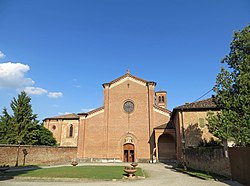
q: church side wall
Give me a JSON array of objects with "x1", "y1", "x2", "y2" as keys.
[
  {"x1": 182, "y1": 111, "x2": 215, "y2": 147},
  {"x1": 44, "y1": 119, "x2": 62, "y2": 145},
  {"x1": 83, "y1": 112, "x2": 105, "y2": 159},
  {"x1": 44, "y1": 119, "x2": 79, "y2": 147},
  {"x1": 60, "y1": 119, "x2": 79, "y2": 146},
  {"x1": 175, "y1": 110, "x2": 219, "y2": 163},
  {"x1": 153, "y1": 110, "x2": 170, "y2": 129}
]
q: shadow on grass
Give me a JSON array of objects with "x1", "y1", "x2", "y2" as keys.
[
  {"x1": 161, "y1": 164, "x2": 241, "y2": 186},
  {"x1": 0, "y1": 165, "x2": 41, "y2": 181}
]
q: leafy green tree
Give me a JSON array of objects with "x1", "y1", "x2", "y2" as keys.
[
  {"x1": 208, "y1": 24, "x2": 250, "y2": 146},
  {"x1": 10, "y1": 91, "x2": 39, "y2": 144},
  {"x1": 0, "y1": 107, "x2": 14, "y2": 144},
  {"x1": 36, "y1": 124, "x2": 57, "y2": 146},
  {"x1": 0, "y1": 91, "x2": 57, "y2": 146}
]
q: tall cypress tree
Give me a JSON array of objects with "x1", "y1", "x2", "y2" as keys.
[
  {"x1": 10, "y1": 91, "x2": 39, "y2": 144},
  {"x1": 0, "y1": 107, "x2": 14, "y2": 144},
  {"x1": 0, "y1": 91, "x2": 57, "y2": 146}
]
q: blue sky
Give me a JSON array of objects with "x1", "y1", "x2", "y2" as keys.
[{"x1": 0, "y1": 0, "x2": 250, "y2": 121}]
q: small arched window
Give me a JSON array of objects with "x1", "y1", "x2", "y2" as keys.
[
  {"x1": 158, "y1": 96, "x2": 161, "y2": 103},
  {"x1": 69, "y1": 124, "x2": 73, "y2": 137},
  {"x1": 162, "y1": 96, "x2": 164, "y2": 102}
]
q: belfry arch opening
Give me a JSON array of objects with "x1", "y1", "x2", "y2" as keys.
[{"x1": 158, "y1": 133, "x2": 176, "y2": 161}]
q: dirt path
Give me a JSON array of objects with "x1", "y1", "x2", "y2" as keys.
[{"x1": 0, "y1": 163, "x2": 243, "y2": 186}]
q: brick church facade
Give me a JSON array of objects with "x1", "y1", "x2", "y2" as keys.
[
  {"x1": 44, "y1": 71, "x2": 176, "y2": 162},
  {"x1": 44, "y1": 71, "x2": 218, "y2": 163}
]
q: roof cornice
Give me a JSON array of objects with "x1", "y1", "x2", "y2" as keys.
[{"x1": 102, "y1": 72, "x2": 149, "y2": 89}]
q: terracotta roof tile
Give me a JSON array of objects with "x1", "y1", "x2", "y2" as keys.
[
  {"x1": 175, "y1": 98, "x2": 217, "y2": 110},
  {"x1": 153, "y1": 104, "x2": 171, "y2": 114},
  {"x1": 87, "y1": 106, "x2": 104, "y2": 115},
  {"x1": 44, "y1": 113, "x2": 79, "y2": 120}
]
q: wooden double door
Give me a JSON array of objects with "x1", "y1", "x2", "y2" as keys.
[{"x1": 123, "y1": 143, "x2": 135, "y2": 162}]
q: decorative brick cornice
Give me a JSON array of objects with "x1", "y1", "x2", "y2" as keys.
[{"x1": 102, "y1": 72, "x2": 150, "y2": 89}]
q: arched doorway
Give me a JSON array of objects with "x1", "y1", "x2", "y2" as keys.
[
  {"x1": 158, "y1": 133, "x2": 176, "y2": 161},
  {"x1": 123, "y1": 143, "x2": 135, "y2": 162}
]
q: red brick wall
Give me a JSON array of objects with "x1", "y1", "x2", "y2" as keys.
[
  {"x1": 77, "y1": 79, "x2": 170, "y2": 162},
  {"x1": 185, "y1": 147, "x2": 231, "y2": 177},
  {"x1": 229, "y1": 147, "x2": 250, "y2": 185},
  {"x1": 83, "y1": 111, "x2": 105, "y2": 158},
  {"x1": 44, "y1": 119, "x2": 79, "y2": 146},
  {"x1": 0, "y1": 145, "x2": 77, "y2": 166},
  {"x1": 44, "y1": 75, "x2": 171, "y2": 162}
]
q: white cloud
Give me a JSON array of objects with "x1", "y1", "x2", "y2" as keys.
[
  {"x1": 48, "y1": 92, "x2": 63, "y2": 98},
  {"x1": 58, "y1": 112, "x2": 71, "y2": 115},
  {"x1": 73, "y1": 85, "x2": 81, "y2": 88},
  {"x1": 0, "y1": 51, "x2": 6, "y2": 59},
  {"x1": 24, "y1": 86, "x2": 48, "y2": 95},
  {"x1": 0, "y1": 62, "x2": 34, "y2": 88},
  {"x1": 0, "y1": 62, "x2": 64, "y2": 99}
]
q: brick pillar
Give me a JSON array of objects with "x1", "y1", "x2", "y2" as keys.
[
  {"x1": 147, "y1": 81, "x2": 156, "y2": 161},
  {"x1": 58, "y1": 119, "x2": 63, "y2": 145},
  {"x1": 103, "y1": 83, "x2": 110, "y2": 159},
  {"x1": 77, "y1": 115, "x2": 87, "y2": 158}
]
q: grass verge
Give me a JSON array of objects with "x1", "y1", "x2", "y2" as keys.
[{"x1": 3, "y1": 166, "x2": 144, "y2": 180}]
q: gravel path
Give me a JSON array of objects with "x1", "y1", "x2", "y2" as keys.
[{"x1": 0, "y1": 163, "x2": 243, "y2": 186}]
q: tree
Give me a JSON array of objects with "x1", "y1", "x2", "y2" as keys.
[
  {"x1": 10, "y1": 91, "x2": 39, "y2": 144},
  {"x1": 36, "y1": 124, "x2": 57, "y2": 146},
  {"x1": 0, "y1": 107, "x2": 14, "y2": 144},
  {"x1": 208, "y1": 24, "x2": 250, "y2": 146},
  {"x1": 0, "y1": 91, "x2": 57, "y2": 146}
]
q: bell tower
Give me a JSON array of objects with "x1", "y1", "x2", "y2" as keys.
[{"x1": 155, "y1": 91, "x2": 167, "y2": 109}]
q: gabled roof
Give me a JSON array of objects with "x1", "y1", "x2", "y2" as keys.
[
  {"x1": 153, "y1": 104, "x2": 171, "y2": 114},
  {"x1": 175, "y1": 98, "x2": 218, "y2": 110},
  {"x1": 86, "y1": 106, "x2": 104, "y2": 115},
  {"x1": 44, "y1": 113, "x2": 79, "y2": 120},
  {"x1": 78, "y1": 106, "x2": 104, "y2": 116},
  {"x1": 154, "y1": 121, "x2": 175, "y2": 129},
  {"x1": 102, "y1": 71, "x2": 155, "y2": 88},
  {"x1": 170, "y1": 98, "x2": 220, "y2": 120}
]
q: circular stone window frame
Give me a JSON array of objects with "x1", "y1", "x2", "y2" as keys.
[
  {"x1": 52, "y1": 125, "x2": 56, "y2": 130},
  {"x1": 123, "y1": 100, "x2": 135, "y2": 114}
]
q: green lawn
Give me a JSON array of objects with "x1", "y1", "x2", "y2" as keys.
[{"x1": 4, "y1": 166, "x2": 144, "y2": 180}]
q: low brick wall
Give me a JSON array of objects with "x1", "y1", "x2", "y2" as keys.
[
  {"x1": 185, "y1": 147, "x2": 231, "y2": 177},
  {"x1": 0, "y1": 144, "x2": 77, "y2": 166},
  {"x1": 229, "y1": 147, "x2": 250, "y2": 186}
]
